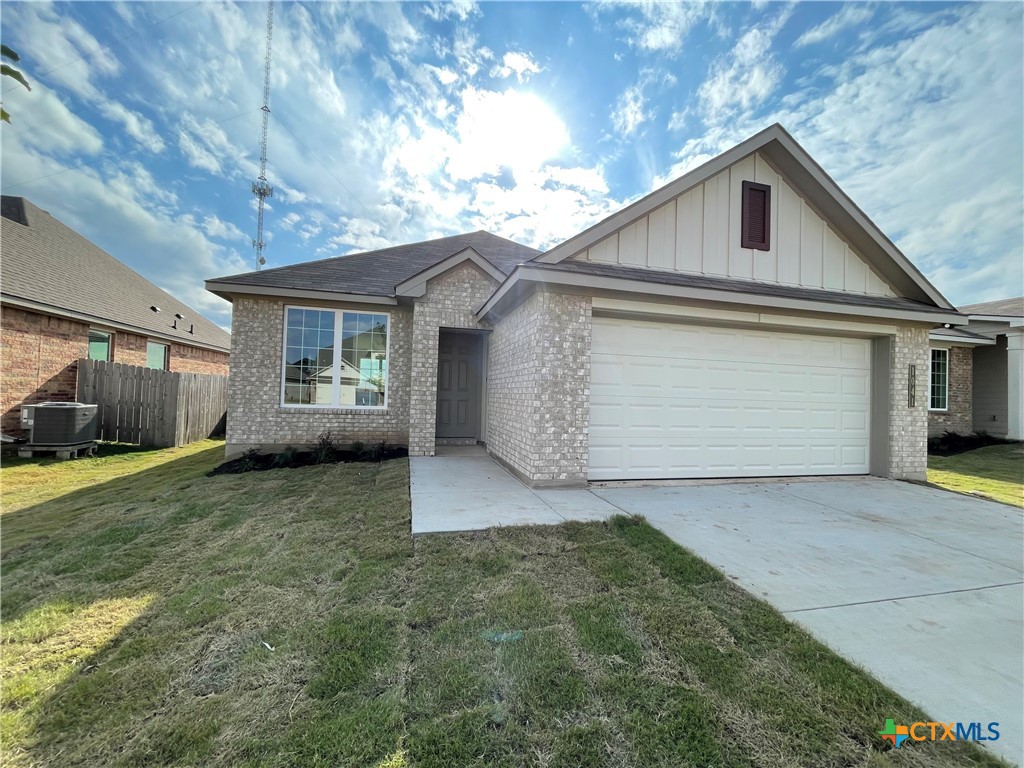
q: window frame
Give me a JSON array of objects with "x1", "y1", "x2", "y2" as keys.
[
  {"x1": 741, "y1": 180, "x2": 772, "y2": 251},
  {"x1": 88, "y1": 329, "x2": 113, "y2": 361},
  {"x1": 146, "y1": 340, "x2": 170, "y2": 371},
  {"x1": 929, "y1": 347, "x2": 949, "y2": 412},
  {"x1": 279, "y1": 305, "x2": 391, "y2": 411}
]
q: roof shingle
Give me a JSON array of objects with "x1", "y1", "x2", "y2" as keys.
[
  {"x1": 958, "y1": 297, "x2": 1024, "y2": 317},
  {"x1": 207, "y1": 230, "x2": 541, "y2": 297},
  {"x1": 1, "y1": 196, "x2": 230, "y2": 351}
]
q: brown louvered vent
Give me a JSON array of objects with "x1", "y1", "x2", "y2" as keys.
[{"x1": 741, "y1": 181, "x2": 771, "y2": 251}]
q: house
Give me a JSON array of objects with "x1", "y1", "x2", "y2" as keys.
[
  {"x1": 928, "y1": 297, "x2": 1023, "y2": 440},
  {"x1": 206, "y1": 124, "x2": 965, "y2": 485},
  {"x1": 1, "y1": 196, "x2": 231, "y2": 438}
]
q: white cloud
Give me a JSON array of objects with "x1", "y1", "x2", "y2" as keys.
[
  {"x1": 612, "y1": 84, "x2": 648, "y2": 136},
  {"x1": 490, "y1": 51, "x2": 542, "y2": 82},
  {"x1": 421, "y1": 1, "x2": 479, "y2": 22},
  {"x1": 608, "y1": 2, "x2": 710, "y2": 53},
  {"x1": 279, "y1": 212, "x2": 302, "y2": 230},
  {"x1": 796, "y1": 4, "x2": 875, "y2": 47},
  {"x1": 3, "y1": 86, "x2": 104, "y2": 158},
  {"x1": 98, "y1": 100, "x2": 165, "y2": 151},
  {"x1": 202, "y1": 215, "x2": 248, "y2": 242}
]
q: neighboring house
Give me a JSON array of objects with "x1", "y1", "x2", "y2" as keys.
[
  {"x1": 1, "y1": 196, "x2": 231, "y2": 438},
  {"x1": 207, "y1": 124, "x2": 965, "y2": 485},
  {"x1": 928, "y1": 297, "x2": 1023, "y2": 440}
]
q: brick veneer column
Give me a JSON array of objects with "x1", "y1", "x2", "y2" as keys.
[{"x1": 889, "y1": 326, "x2": 929, "y2": 480}]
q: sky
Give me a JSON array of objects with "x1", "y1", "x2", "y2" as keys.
[{"x1": 1, "y1": 1, "x2": 1022, "y2": 331}]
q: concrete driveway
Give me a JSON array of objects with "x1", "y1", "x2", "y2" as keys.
[
  {"x1": 594, "y1": 478, "x2": 1024, "y2": 765},
  {"x1": 411, "y1": 450, "x2": 1023, "y2": 763}
]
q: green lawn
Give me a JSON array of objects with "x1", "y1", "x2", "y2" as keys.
[
  {"x1": 928, "y1": 443, "x2": 1024, "y2": 507},
  {"x1": 1, "y1": 442, "x2": 1008, "y2": 767}
]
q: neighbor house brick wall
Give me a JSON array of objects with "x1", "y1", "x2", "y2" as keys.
[
  {"x1": 1, "y1": 306, "x2": 87, "y2": 436},
  {"x1": 408, "y1": 263, "x2": 497, "y2": 455},
  {"x1": 225, "y1": 296, "x2": 411, "y2": 457},
  {"x1": 487, "y1": 291, "x2": 592, "y2": 486},
  {"x1": 888, "y1": 326, "x2": 929, "y2": 481},
  {"x1": 927, "y1": 345, "x2": 972, "y2": 438},
  {"x1": 1, "y1": 305, "x2": 229, "y2": 437}
]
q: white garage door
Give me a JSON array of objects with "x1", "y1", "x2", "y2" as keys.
[{"x1": 589, "y1": 316, "x2": 871, "y2": 480}]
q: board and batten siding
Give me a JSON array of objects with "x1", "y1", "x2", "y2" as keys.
[{"x1": 574, "y1": 152, "x2": 895, "y2": 298}]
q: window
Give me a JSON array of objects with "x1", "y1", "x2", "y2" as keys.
[
  {"x1": 282, "y1": 307, "x2": 389, "y2": 408},
  {"x1": 741, "y1": 180, "x2": 771, "y2": 251},
  {"x1": 930, "y1": 348, "x2": 948, "y2": 411},
  {"x1": 88, "y1": 330, "x2": 112, "y2": 361},
  {"x1": 146, "y1": 341, "x2": 169, "y2": 370}
]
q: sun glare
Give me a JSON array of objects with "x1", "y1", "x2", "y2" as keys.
[{"x1": 451, "y1": 88, "x2": 570, "y2": 181}]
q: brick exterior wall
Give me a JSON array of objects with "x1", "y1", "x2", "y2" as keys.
[
  {"x1": 408, "y1": 263, "x2": 496, "y2": 455},
  {"x1": 225, "y1": 296, "x2": 412, "y2": 456},
  {"x1": 888, "y1": 326, "x2": 930, "y2": 481},
  {"x1": 487, "y1": 291, "x2": 592, "y2": 486},
  {"x1": 1, "y1": 306, "x2": 88, "y2": 436},
  {"x1": 927, "y1": 345, "x2": 973, "y2": 438},
  {"x1": 1, "y1": 305, "x2": 228, "y2": 437}
]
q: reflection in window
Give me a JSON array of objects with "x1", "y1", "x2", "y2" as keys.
[
  {"x1": 282, "y1": 308, "x2": 388, "y2": 407},
  {"x1": 89, "y1": 330, "x2": 112, "y2": 361}
]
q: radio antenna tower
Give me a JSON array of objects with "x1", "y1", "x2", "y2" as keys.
[{"x1": 251, "y1": 0, "x2": 274, "y2": 269}]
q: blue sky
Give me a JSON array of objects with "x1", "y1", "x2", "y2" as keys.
[{"x1": 2, "y1": 1, "x2": 1021, "y2": 330}]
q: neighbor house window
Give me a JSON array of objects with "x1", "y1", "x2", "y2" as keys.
[
  {"x1": 282, "y1": 307, "x2": 389, "y2": 408},
  {"x1": 146, "y1": 341, "x2": 169, "y2": 370},
  {"x1": 930, "y1": 348, "x2": 948, "y2": 411},
  {"x1": 741, "y1": 180, "x2": 771, "y2": 251},
  {"x1": 88, "y1": 330, "x2": 112, "y2": 361}
]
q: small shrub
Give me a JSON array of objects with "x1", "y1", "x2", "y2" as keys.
[
  {"x1": 928, "y1": 430, "x2": 1011, "y2": 457},
  {"x1": 351, "y1": 441, "x2": 366, "y2": 457},
  {"x1": 273, "y1": 446, "x2": 299, "y2": 468},
  {"x1": 240, "y1": 448, "x2": 262, "y2": 472},
  {"x1": 313, "y1": 432, "x2": 338, "y2": 464}
]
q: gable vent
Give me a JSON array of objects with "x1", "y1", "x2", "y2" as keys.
[{"x1": 741, "y1": 181, "x2": 771, "y2": 251}]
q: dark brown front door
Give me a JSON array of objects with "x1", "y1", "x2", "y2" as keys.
[{"x1": 436, "y1": 331, "x2": 481, "y2": 439}]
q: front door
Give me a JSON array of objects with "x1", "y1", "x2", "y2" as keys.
[{"x1": 436, "y1": 331, "x2": 481, "y2": 439}]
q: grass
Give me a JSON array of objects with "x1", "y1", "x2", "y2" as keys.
[
  {"x1": 1, "y1": 442, "x2": 1010, "y2": 767},
  {"x1": 928, "y1": 443, "x2": 1024, "y2": 507}
]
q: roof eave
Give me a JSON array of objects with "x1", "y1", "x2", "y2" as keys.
[
  {"x1": 476, "y1": 265, "x2": 962, "y2": 326},
  {"x1": 205, "y1": 280, "x2": 397, "y2": 305},
  {"x1": 394, "y1": 247, "x2": 506, "y2": 297},
  {"x1": 1, "y1": 293, "x2": 231, "y2": 353}
]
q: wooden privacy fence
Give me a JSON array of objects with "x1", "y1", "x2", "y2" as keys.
[{"x1": 76, "y1": 359, "x2": 227, "y2": 448}]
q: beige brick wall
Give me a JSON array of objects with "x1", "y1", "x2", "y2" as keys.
[
  {"x1": 487, "y1": 291, "x2": 592, "y2": 486},
  {"x1": 408, "y1": 263, "x2": 496, "y2": 455},
  {"x1": 225, "y1": 296, "x2": 412, "y2": 456},
  {"x1": 927, "y1": 345, "x2": 973, "y2": 437},
  {"x1": 888, "y1": 326, "x2": 929, "y2": 480}
]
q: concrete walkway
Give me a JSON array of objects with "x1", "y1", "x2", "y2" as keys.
[
  {"x1": 410, "y1": 446, "x2": 618, "y2": 535},
  {"x1": 410, "y1": 448, "x2": 1023, "y2": 764}
]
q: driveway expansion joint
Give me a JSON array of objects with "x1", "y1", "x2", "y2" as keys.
[{"x1": 782, "y1": 581, "x2": 1024, "y2": 615}]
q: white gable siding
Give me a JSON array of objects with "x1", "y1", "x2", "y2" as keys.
[{"x1": 573, "y1": 151, "x2": 896, "y2": 297}]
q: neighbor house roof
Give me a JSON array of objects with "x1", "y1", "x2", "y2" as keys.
[
  {"x1": 1, "y1": 196, "x2": 230, "y2": 352},
  {"x1": 959, "y1": 297, "x2": 1024, "y2": 318},
  {"x1": 206, "y1": 231, "x2": 540, "y2": 302},
  {"x1": 533, "y1": 124, "x2": 953, "y2": 311}
]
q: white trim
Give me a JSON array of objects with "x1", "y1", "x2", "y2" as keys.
[
  {"x1": 1, "y1": 294, "x2": 230, "y2": 353},
  {"x1": 279, "y1": 304, "x2": 392, "y2": 410},
  {"x1": 533, "y1": 123, "x2": 952, "y2": 310},
  {"x1": 928, "y1": 332, "x2": 996, "y2": 347},
  {"x1": 394, "y1": 247, "x2": 505, "y2": 297},
  {"x1": 206, "y1": 281, "x2": 397, "y2": 305},
  {"x1": 476, "y1": 265, "x2": 962, "y2": 325}
]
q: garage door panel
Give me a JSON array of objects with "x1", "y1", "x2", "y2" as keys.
[{"x1": 590, "y1": 317, "x2": 871, "y2": 480}]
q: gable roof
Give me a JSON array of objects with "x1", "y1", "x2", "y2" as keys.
[
  {"x1": 959, "y1": 297, "x2": 1024, "y2": 318},
  {"x1": 206, "y1": 231, "x2": 540, "y2": 301},
  {"x1": 1, "y1": 196, "x2": 230, "y2": 352},
  {"x1": 534, "y1": 124, "x2": 952, "y2": 310}
]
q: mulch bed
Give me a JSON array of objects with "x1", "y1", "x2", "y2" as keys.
[{"x1": 209, "y1": 445, "x2": 407, "y2": 475}]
